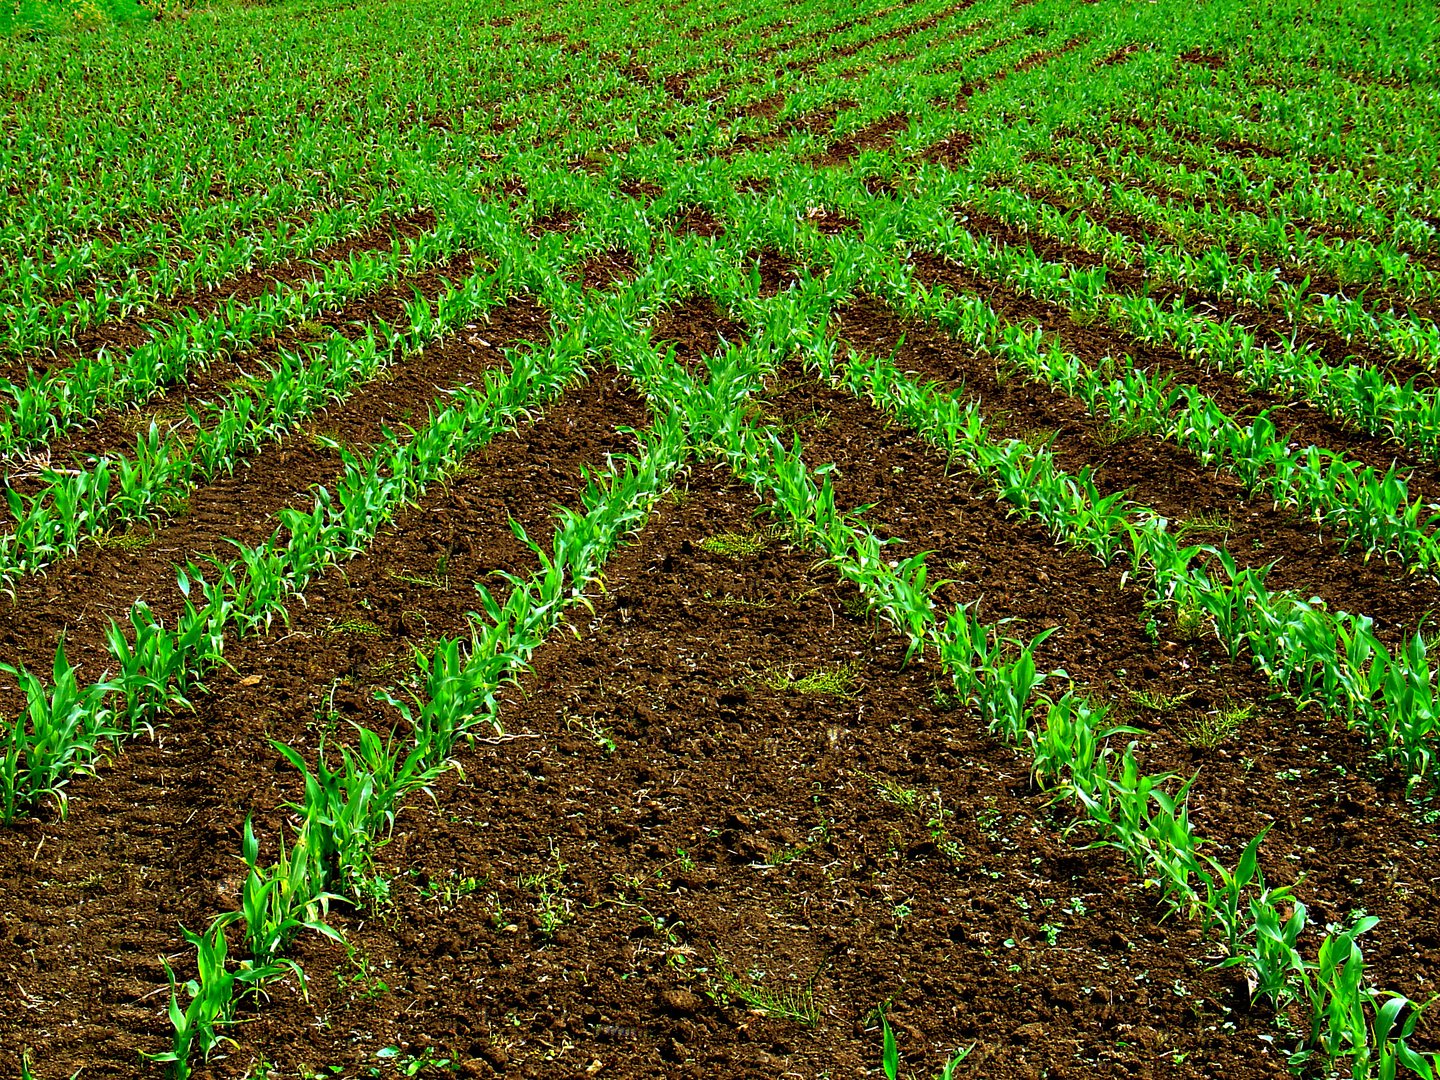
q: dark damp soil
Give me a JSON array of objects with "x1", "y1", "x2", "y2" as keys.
[
  {"x1": 9, "y1": 251, "x2": 480, "y2": 480},
  {"x1": 0, "y1": 211, "x2": 436, "y2": 382},
  {"x1": 923, "y1": 131, "x2": 973, "y2": 168},
  {"x1": 807, "y1": 206, "x2": 861, "y2": 235},
  {"x1": 748, "y1": 249, "x2": 802, "y2": 297},
  {"x1": 100, "y1": 466, "x2": 1317, "y2": 1080},
  {"x1": 0, "y1": 296, "x2": 549, "y2": 710},
  {"x1": 756, "y1": 361, "x2": 1440, "y2": 1011},
  {"x1": 908, "y1": 221, "x2": 1440, "y2": 491},
  {"x1": 0, "y1": 368, "x2": 652, "y2": 1078},
  {"x1": 649, "y1": 296, "x2": 747, "y2": 376},
  {"x1": 619, "y1": 178, "x2": 664, "y2": 200},
  {"x1": 570, "y1": 248, "x2": 640, "y2": 291},
  {"x1": 671, "y1": 205, "x2": 726, "y2": 239},
  {"x1": 832, "y1": 292, "x2": 1440, "y2": 643},
  {"x1": 809, "y1": 114, "x2": 908, "y2": 167}
]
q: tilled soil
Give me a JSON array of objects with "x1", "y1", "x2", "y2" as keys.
[
  {"x1": 833, "y1": 292, "x2": 1440, "y2": 641},
  {"x1": 0, "y1": 212, "x2": 437, "y2": 383},
  {"x1": 758, "y1": 362, "x2": 1440, "y2": 1006},
  {"x1": 0, "y1": 367, "x2": 652, "y2": 1076},
  {"x1": 149, "y1": 466, "x2": 1302, "y2": 1080},
  {"x1": 0, "y1": 294, "x2": 550, "y2": 707}
]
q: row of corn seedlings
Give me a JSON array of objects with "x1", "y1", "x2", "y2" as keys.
[
  {"x1": 0, "y1": 0, "x2": 876, "y2": 463},
  {"x1": 1, "y1": 192, "x2": 490, "y2": 455},
  {"x1": 1066, "y1": 116, "x2": 1438, "y2": 254},
  {"x1": 0, "y1": 281, "x2": 609, "y2": 824},
  {"x1": 618, "y1": 294, "x2": 1439, "y2": 1079},
  {"x1": 0, "y1": 176, "x2": 659, "y2": 589},
  {"x1": 0, "y1": 183, "x2": 358, "y2": 313},
  {"x1": 766, "y1": 184, "x2": 1440, "y2": 568},
  {"x1": 0, "y1": 0, "x2": 556, "y2": 285},
  {"x1": 974, "y1": 176, "x2": 1440, "y2": 367},
  {"x1": 0, "y1": 132, "x2": 823, "y2": 831},
  {"x1": 1, "y1": 194, "x2": 411, "y2": 361},
  {"x1": 938, "y1": 608, "x2": 1439, "y2": 1079},
  {"x1": 153, "y1": 396, "x2": 689, "y2": 1078},
  {"x1": 0, "y1": 236, "x2": 513, "y2": 588},
  {"x1": 886, "y1": 258, "x2": 1440, "y2": 570},
  {"x1": 0, "y1": 0, "x2": 822, "y2": 300},
  {"x1": 862, "y1": 177, "x2": 1440, "y2": 466},
  {"x1": 838, "y1": 327, "x2": 1440, "y2": 788},
  {"x1": 1020, "y1": 146, "x2": 1440, "y2": 307}
]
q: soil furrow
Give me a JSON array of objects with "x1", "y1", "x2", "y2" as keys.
[
  {"x1": 772, "y1": 364, "x2": 1440, "y2": 1015},
  {"x1": 650, "y1": 296, "x2": 747, "y2": 376},
  {"x1": 189, "y1": 465, "x2": 1298, "y2": 1079},
  {"x1": 934, "y1": 206, "x2": 1440, "y2": 478},
  {"x1": 0, "y1": 210, "x2": 436, "y2": 383},
  {"x1": 0, "y1": 295, "x2": 547, "y2": 705},
  {"x1": 0, "y1": 369, "x2": 652, "y2": 1076},
  {"x1": 835, "y1": 292, "x2": 1440, "y2": 644}
]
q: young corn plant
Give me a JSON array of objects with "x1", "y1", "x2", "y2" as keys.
[
  {"x1": 146, "y1": 919, "x2": 290, "y2": 1080},
  {"x1": 1299, "y1": 916, "x2": 1440, "y2": 1079},
  {"x1": 274, "y1": 727, "x2": 447, "y2": 898},
  {"x1": 0, "y1": 642, "x2": 118, "y2": 822},
  {"x1": 223, "y1": 814, "x2": 345, "y2": 969}
]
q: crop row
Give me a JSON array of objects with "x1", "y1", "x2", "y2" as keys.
[
  {"x1": 157, "y1": 406, "x2": 686, "y2": 1077},
  {"x1": 873, "y1": 198, "x2": 1440, "y2": 565},
  {"x1": 790, "y1": 225, "x2": 1440, "y2": 791},
  {"x1": 1029, "y1": 138, "x2": 1440, "y2": 298},
  {"x1": 606, "y1": 288, "x2": 1439, "y2": 1078},
  {"x1": 0, "y1": 230, "x2": 598, "y2": 820},
  {"x1": 0, "y1": 194, "x2": 417, "y2": 358}
]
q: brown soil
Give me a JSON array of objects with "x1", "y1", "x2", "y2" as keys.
[
  {"x1": 0, "y1": 297, "x2": 550, "y2": 712},
  {"x1": 807, "y1": 308, "x2": 1440, "y2": 1021},
  {"x1": 59, "y1": 466, "x2": 1309, "y2": 1080},
  {"x1": 750, "y1": 249, "x2": 802, "y2": 297},
  {"x1": 837, "y1": 289, "x2": 1440, "y2": 641},
  {"x1": 672, "y1": 206, "x2": 727, "y2": 239},
  {"x1": 1095, "y1": 43, "x2": 1146, "y2": 68},
  {"x1": 58, "y1": 367, "x2": 1438, "y2": 1075},
  {"x1": 923, "y1": 131, "x2": 973, "y2": 168},
  {"x1": 570, "y1": 248, "x2": 641, "y2": 291},
  {"x1": 0, "y1": 212, "x2": 436, "y2": 383},
  {"x1": 1178, "y1": 49, "x2": 1227, "y2": 69},
  {"x1": 650, "y1": 297, "x2": 747, "y2": 376},
  {"x1": 810, "y1": 114, "x2": 909, "y2": 167},
  {"x1": 938, "y1": 206, "x2": 1440, "y2": 482},
  {"x1": 0, "y1": 369, "x2": 653, "y2": 1077}
]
